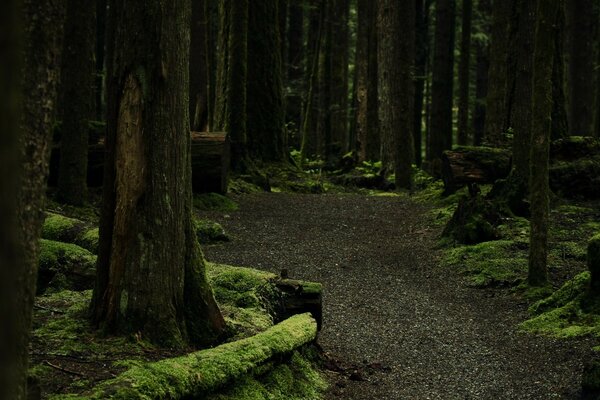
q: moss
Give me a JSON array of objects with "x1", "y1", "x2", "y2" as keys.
[
  {"x1": 42, "y1": 213, "x2": 77, "y2": 239},
  {"x1": 38, "y1": 239, "x2": 97, "y2": 293},
  {"x1": 42, "y1": 213, "x2": 99, "y2": 253},
  {"x1": 443, "y1": 240, "x2": 528, "y2": 287},
  {"x1": 78, "y1": 228, "x2": 99, "y2": 253},
  {"x1": 195, "y1": 219, "x2": 230, "y2": 244},
  {"x1": 46, "y1": 199, "x2": 100, "y2": 223},
  {"x1": 52, "y1": 313, "x2": 318, "y2": 400},
  {"x1": 193, "y1": 193, "x2": 239, "y2": 212}
]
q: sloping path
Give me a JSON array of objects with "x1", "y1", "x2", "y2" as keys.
[{"x1": 202, "y1": 193, "x2": 591, "y2": 399}]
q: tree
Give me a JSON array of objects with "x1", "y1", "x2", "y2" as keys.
[
  {"x1": 57, "y1": 0, "x2": 96, "y2": 205},
  {"x1": 190, "y1": 0, "x2": 210, "y2": 132},
  {"x1": 286, "y1": 0, "x2": 305, "y2": 143},
  {"x1": 529, "y1": 0, "x2": 560, "y2": 287},
  {"x1": 457, "y1": 0, "x2": 472, "y2": 146},
  {"x1": 551, "y1": 3, "x2": 568, "y2": 140},
  {"x1": 356, "y1": 0, "x2": 379, "y2": 162},
  {"x1": 91, "y1": 0, "x2": 225, "y2": 347},
  {"x1": 95, "y1": 0, "x2": 106, "y2": 120},
  {"x1": 329, "y1": 0, "x2": 350, "y2": 156},
  {"x1": 3, "y1": 0, "x2": 66, "y2": 397},
  {"x1": 566, "y1": 0, "x2": 595, "y2": 136},
  {"x1": 472, "y1": 0, "x2": 491, "y2": 146},
  {"x1": 413, "y1": 0, "x2": 431, "y2": 166},
  {"x1": 246, "y1": 0, "x2": 287, "y2": 162},
  {"x1": 427, "y1": 0, "x2": 455, "y2": 172},
  {"x1": 213, "y1": 0, "x2": 248, "y2": 170}
]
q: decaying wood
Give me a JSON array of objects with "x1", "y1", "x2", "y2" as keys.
[
  {"x1": 441, "y1": 146, "x2": 511, "y2": 193},
  {"x1": 275, "y1": 279, "x2": 323, "y2": 330}
]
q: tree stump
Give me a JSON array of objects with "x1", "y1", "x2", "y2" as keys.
[
  {"x1": 441, "y1": 146, "x2": 511, "y2": 193},
  {"x1": 191, "y1": 131, "x2": 230, "y2": 194}
]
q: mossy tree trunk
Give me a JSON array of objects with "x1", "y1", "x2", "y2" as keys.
[
  {"x1": 315, "y1": 1, "x2": 332, "y2": 160},
  {"x1": 427, "y1": 0, "x2": 455, "y2": 172},
  {"x1": 566, "y1": 0, "x2": 595, "y2": 137},
  {"x1": 355, "y1": 0, "x2": 379, "y2": 162},
  {"x1": 213, "y1": 0, "x2": 248, "y2": 171},
  {"x1": 247, "y1": 0, "x2": 287, "y2": 162},
  {"x1": 190, "y1": 0, "x2": 209, "y2": 132},
  {"x1": 484, "y1": 0, "x2": 516, "y2": 145},
  {"x1": 529, "y1": 0, "x2": 560, "y2": 287},
  {"x1": 377, "y1": 0, "x2": 414, "y2": 188},
  {"x1": 91, "y1": 0, "x2": 225, "y2": 347},
  {"x1": 472, "y1": 0, "x2": 491, "y2": 146},
  {"x1": 57, "y1": 0, "x2": 95, "y2": 205},
  {"x1": 6, "y1": 0, "x2": 66, "y2": 398},
  {"x1": 456, "y1": 0, "x2": 472, "y2": 146}
]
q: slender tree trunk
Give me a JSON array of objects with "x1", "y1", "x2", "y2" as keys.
[
  {"x1": 91, "y1": 0, "x2": 225, "y2": 347},
  {"x1": 484, "y1": 0, "x2": 516, "y2": 145},
  {"x1": 247, "y1": 0, "x2": 287, "y2": 162},
  {"x1": 206, "y1": 1, "x2": 218, "y2": 131},
  {"x1": 378, "y1": 1, "x2": 415, "y2": 187},
  {"x1": 95, "y1": 0, "x2": 106, "y2": 120},
  {"x1": 286, "y1": 0, "x2": 304, "y2": 145},
  {"x1": 529, "y1": 0, "x2": 559, "y2": 287},
  {"x1": 427, "y1": 0, "x2": 455, "y2": 172},
  {"x1": 57, "y1": 0, "x2": 95, "y2": 205},
  {"x1": 551, "y1": 3, "x2": 569, "y2": 140},
  {"x1": 566, "y1": 0, "x2": 595, "y2": 136},
  {"x1": 457, "y1": 0, "x2": 472, "y2": 146},
  {"x1": 413, "y1": 0, "x2": 430, "y2": 166},
  {"x1": 8, "y1": 0, "x2": 66, "y2": 398},
  {"x1": 472, "y1": 0, "x2": 491, "y2": 146},
  {"x1": 511, "y1": 0, "x2": 536, "y2": 182},
  {"x1": 190, "y1": 0, "x2": 209, "y2": 132},
  {"x1": 315, "y1": 0, "x2": 332, "y2": 159},
  {"x1": 213, "y1": 0, "x2": 248, "y2": 170}
]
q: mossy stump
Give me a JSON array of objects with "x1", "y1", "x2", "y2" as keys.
[{"x1": 442, "y1": 193, "x2": 502, "y2": 244}]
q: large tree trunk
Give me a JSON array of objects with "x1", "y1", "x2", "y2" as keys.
[
  {"x1": 456, "y1": 0, "x2": 472, "y2": 146},
  {"x1": 57, "y1": 0, "x2": 95, "y2": 205},
  {"x1": 213, "y1": 0, "x2": 248, "y2": 171},
  {"x1": 529, "y1": 0, "x2": 560, "y2": 287},
  {"x1": 472, "y1": 0, "x2": 491, "y2": 146},
  {"x1": 426, "y1": 0, "x2": 455, "y2": 173},
  {"x1": 566, "y1": 0, "x2": 595, "y2": 136},
  {"x1": 378, "y1": 1, "x2": 414, "y2": 188},
  {"x1": 190, "y1": 0, "x2": 209, "y2": 132},
  {"x1": 91, "y1": 0, "x2": 225, "y2": 347},
  {"x1": 484, "y1": 0, "x2": 516, "y2": 145},
  {"x1": 6, "y1": 0, "x2": 66, "y2": 398},
  {"x1": 247, "y1": 0, "x2": 287, "y2": 162}
]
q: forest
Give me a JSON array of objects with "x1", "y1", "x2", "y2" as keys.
[{"x1": 2, "y1": 0, "x2": 600, "y2": 399}]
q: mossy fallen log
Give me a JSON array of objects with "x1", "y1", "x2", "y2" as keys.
[
  {"x1": 275, "y1": 279, "x2": 323, "y2": 330},
  {"x1": 38, "y1": 239, "x2": 97, "y2": 294},
  {"x1": 550, "y1": 136, "x2": 600, "y2": 162},
  {"x1": 549, "y1": 156, "x2": 600, "y2": 199},
  {"x1": 42, "y1": 213, "x2": 99, "y2": 253},
  {"x1": 50, "y1": 313, "x2": 318, "y2": 400}
]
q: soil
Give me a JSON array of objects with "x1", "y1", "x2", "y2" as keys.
[{"x1": 202, "y1": 192, "x2": 595, "y2": 400}]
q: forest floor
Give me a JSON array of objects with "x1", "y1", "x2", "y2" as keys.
[{"x1": 201, "y1": 192, "x2": 594, "y2": 400}]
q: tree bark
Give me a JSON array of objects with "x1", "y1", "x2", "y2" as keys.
[
  {"x1": 551, "y1": 4, "x2": 569, "y2": 140},
  {"x1": 286, "y1": 0, "x2": 304, "y2": 144},
  {"x1": 190, "y1": 0, "x2": 209, "y2": 132},
  {"x1": 247, "y1": 0, "x2": 287, "y2": 162},
  {"x1": 427, "y1": 0, "x2": 455, "y2": 172},
  {"x1": 472, "y1": 0, "x2": 491, "y2": 146},
  {"x1": 566, "y1": 0, "x2": 595, "y2": 136},
  {"x1": 57, "y1": 0, "x2": 95, "y2": 205},
  {"x1": 91, "y1": 0, "x2": 225, "y2": 347},
  {"x1": 457, "y1": 0, "x2": 472, "y2": 146},
  {"x1": 95, "y1": 0, "x2": 106, "y2": 120},
  {"x1": 413, "y1": 0, "x2": 430, "y2": 166},
  {"x1": 328, "y1": 0, "x2": 349, "y2": 157},
  {"x1": 529, "y1": 0, "x2": 560, "y2": 287}
]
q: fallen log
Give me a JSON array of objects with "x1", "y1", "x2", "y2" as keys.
[
  {"x1": 550, "y1": 136, "x2": 600, "y2": 162},
  {"x1": 441, "y1": 146, "x2": 511, "y2": 193},
  {"x1": 550, "y1": 156, "x2": 600, "y2": 199},
  {"x1": 275, "y1": 279, "x2": 323, "y2": 330}
]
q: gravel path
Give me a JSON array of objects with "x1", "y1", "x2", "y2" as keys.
[{"x1": 201, "y1": 193, "x2": 592, "y2": 399}]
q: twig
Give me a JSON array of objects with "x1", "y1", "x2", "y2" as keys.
[
  {"x1": 34, "y1": 304, "x2": 65, "y2": 314},
  {"x1": 43, "y1": 360, "x2": 85, "y2": 377}
]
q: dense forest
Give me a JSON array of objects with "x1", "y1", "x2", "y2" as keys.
[{"x1": 2, "y1": 0, "x2": 600, "y2": 399}]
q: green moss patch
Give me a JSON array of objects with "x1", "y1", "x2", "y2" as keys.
[
  {"x1": 38, "y1": 239, "x2": 97, "y2": 293},
  {"x1": 195, "y1": 219, "x2": 230, "y2": 244},
  {"x1": 193, "y1": 193, "x2": 239, "y2": 212},
  {"x1": 42, "y1": 213, "x2": 99, "y2": 253}
]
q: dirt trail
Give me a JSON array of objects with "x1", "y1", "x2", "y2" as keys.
[{"x1": 202, "y1": 193, "x2": 591, "y2": 399}]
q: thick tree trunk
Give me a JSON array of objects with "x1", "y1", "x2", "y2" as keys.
[
  {"x1": 484, "y1": 0, "x2": 516, "y2": 145},
  {"x1": 457, "y1": 0, "x2": 472, "y2": 146},
  {"x1": 91, "y1": 0, "x2": 224, "y2": 347},
  {"x1": 529, "y1": 0, "x2": 560, "y2": 287},
  {"x1": 57, "y1": 0, "x2": 95, "y2": 205},
  {"x1": 566, "y1": 0, "x2": 595, "y2": 136},
  {"x1": 427, "y1": 0, "x2": 455, "y2": 172},
  {"x1": 213, "y1": 0, "x2": 248, "y2": 171},
  {"x1": 190, "y1": 0, "x2": 209, "y2": 132},
  {"x1": 247, "y1": 0, "x2": 287, "y2": 162},
  {"x1": 511, "y1": 0, "x2": 536, "y2": 182},
  {"x1": 472, "y1": 0, "x2": 491, "y2": 146},
  {"x1": 7, "y1": 0, "x2": 66, "y2": 398}
]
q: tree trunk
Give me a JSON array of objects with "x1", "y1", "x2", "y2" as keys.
[
  {"x1": 529, "y1": 0, "x2": 560, "y2": 287},
  {"x1": 286, "y1": 0, "x2": 304, "y2": 145},
  {"x1": 566, "y1": 0, "x2": 595, "y2": 136},
  {"x1": 57, "y1": 0, "x2": 95, "y2": 205},
  {"x1": 413, "y1": 0, "x2": 430, "y2": 166},
  {"x1": 91, "y1": 0, "x2": 225, "y2": 347},
  {"x1": 511, "y1": 0, "x2": 536, "y2": 183},
  {"x1": 551, "y1": 4, "x2": 569, "y2": 140},
  {"x1": 94, "y1": 0, "x2": 106, "y2": 120},
  {"x1": 7, "y1": 0, "x2": 66, "y2": 398},
  {"x1": 457, "y1": 0, "x2": 472, "y2": 146},
  {"x1": 213, "y1": 0, "x2": 248, "y2": 171},
  {"x1": 484, "y1": 0, "x2": 516, "y2": 145},
  {"x1": 246, "y1": 0, "x2": 287, "y2": 162},
  {"x1": 190, "y1": 0, "x2": 209, "y2": 132},
  {"x1": 472, "y1": 0, "x2": 491, "y2": 146},
  {"x1": 427, "y1": 0, "x2": 455, "y2": 172}
]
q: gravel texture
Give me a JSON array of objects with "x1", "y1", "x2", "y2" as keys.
[{"x1": 201, "y1": 193, "x2": 593, "y2": 399}]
